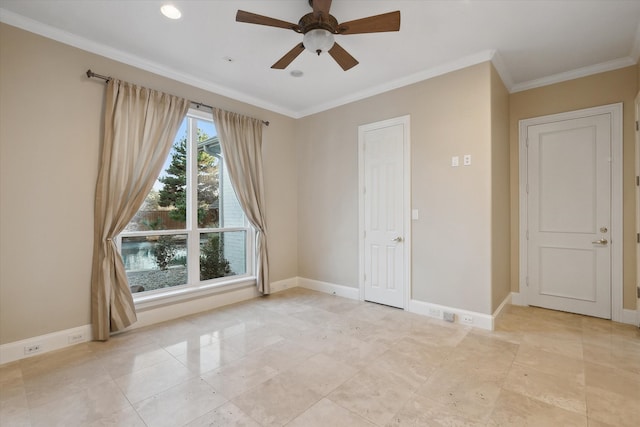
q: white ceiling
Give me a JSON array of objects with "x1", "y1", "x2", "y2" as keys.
[{"x1": 1, "y1": 0, "x2": 639, "y2": 118}]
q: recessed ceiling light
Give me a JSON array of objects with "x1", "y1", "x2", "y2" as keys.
[
  {"x1": 161, "y1": 4, "x2": 182, "y2": 20},
  {"x1": 223, "y1": 56, "x2": 234, "y2": 63},
  {"x1": 290, "y1": 70, "x2": 304, "y2": 78}
]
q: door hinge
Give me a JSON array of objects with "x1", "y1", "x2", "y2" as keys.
[
  {"x1": 526, "y1": 276, "x2": 529, "y2": 287},
  {"x1": 636, "y1": 176, "x2": 639, "y2": 187},
  {"x1": 526, "y1": 230, "x2": 529, "y2": 240},
  {"x1": 526, "y1": 183, "x2": 529, "y2": 194},
  {"x1": 637, "y1": 233, "x2": 639, "y2": 244},
  {"x1": 636, "y1": 120, "x2": 639, "y2": 131}
]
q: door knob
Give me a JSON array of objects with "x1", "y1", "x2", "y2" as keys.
[
  {"x1": 391, "y1": 236, "x2": 403, "y2": 243},
  {"x1": 591, "y1": 239, "x2": 608, "y2": 245}
]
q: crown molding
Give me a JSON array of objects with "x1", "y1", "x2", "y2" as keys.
[
  {"x1": 297, "y1": 50, "x2": 497, "y2": 117},
  {"x1": 630, "y1": 20, "x2": 640, "y2": 61},
  {"x1": 0, "y1": 8, "x2": 298, "y2": 118},
  {"x1": 511, "y1": 57, "x2": 637, "y2": 93},
  {"x1": 489, "y1": 50, "x2": 514, "y2": 92},
  {"x1": 3, "y1": 7, "x2": 638, "y2": 117}
]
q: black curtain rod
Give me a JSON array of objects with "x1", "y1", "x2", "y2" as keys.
[{"x1": 86, "y1": 69, "x2": 269, "y2": 126}]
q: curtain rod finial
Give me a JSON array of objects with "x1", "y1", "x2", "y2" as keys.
[{"x1": 86, "y1": 69, "x2": 110, "y2": 82}]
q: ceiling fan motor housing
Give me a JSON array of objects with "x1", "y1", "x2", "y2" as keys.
[{"x1": 298, "y1": 12, "x2": 340, "y2": 33}]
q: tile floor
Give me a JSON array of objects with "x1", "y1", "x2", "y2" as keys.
[{"x1": 1, "y1": 287, "x2": 639, "y2": 426}]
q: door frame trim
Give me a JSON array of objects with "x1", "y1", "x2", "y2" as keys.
[
  {"x1": 358, "y1": 115, "x2": 412, "y2": 310},
  {"x1": 518, "y1": 103, "x2": 623, "y2": 321},
  {"x1": 635, "y1": 92, "x2": 640, "y2": 326}
]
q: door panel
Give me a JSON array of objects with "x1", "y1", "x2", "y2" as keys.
[
  {"x1": 527, "y1": 114, "x2": 611, "y2": 318},
  {"x1": 538, "y1": 126, "x2": 596, "y2": 233},
  {"x1": 539, "y1": 247, "x2": 596, "y2": 301}
]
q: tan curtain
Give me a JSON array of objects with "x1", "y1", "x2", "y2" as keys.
[
  {"x1": 91, "y1": 80, "x2": 189, "y2": 341},
  {"x1": 212, "y1": 108, "x2": 270, "y2": 294}
]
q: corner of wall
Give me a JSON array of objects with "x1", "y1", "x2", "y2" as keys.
[{"x1": 490, "y1": 63, "x2": 512, "y2": 312}]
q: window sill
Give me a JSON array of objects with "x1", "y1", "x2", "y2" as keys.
[{"x1": 133, "y1": 276, "x2": 257, "y2": 312}]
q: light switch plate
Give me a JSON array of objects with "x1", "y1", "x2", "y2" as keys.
[{"x1": 451, "y1": 156, "x2": 459, "y2": 167}]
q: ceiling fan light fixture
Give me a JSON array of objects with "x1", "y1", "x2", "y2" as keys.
[{"x1": 303, "y1": 29, "x2": 335, "y2": 55}]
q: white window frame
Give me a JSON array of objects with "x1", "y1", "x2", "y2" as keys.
[{"x1": 117, "y1": 108, "x2": 256, "y2": 309}]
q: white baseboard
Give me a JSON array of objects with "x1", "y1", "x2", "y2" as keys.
[
  {"x1": 131, "y1": 284, "x2": 262, "y2": 330},
  {"x1": 510, "y1": 291, "x2": 527, "y2": 306},
  {"x1": 10, "y1": 279, "x2": 627, "y2": 366},
  {"x1": 511, "y1": 292, "x2": 638, "y2": 326},
  {"x1": 0, "y1": 324, "x2": 92, "y2": 365},
  {"x1": 492, "y1": 293, "x2": 512, "y2": 324},
  {"x1": 408, "y1": 299, "x2": 496, "y2": 330},
  {"x1": 621, "y1": 308, "x2": 638, "y2": 326},
  {"x1": 0, "y1": 278, "x2": 297, "y2": 365},
  {"x1": 297, "y1": 277, "x2": 360, "y2": 300},
  {"x1": 269, "y1": 277, "x2": 299, "y2": 293},
  {"x1": 297, "y1": 277, "x2": 511, "y2": 331}
]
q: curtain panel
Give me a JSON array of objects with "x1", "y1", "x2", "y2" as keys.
[
  {"x1": 91, "y1": 80, "x2": 189, "y2": 341},
  {"x1": 212, "y1": 108, "x2": 270, "y2": 294}
]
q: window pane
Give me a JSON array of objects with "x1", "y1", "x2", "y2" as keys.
[
  {"x1": 119, "y1": 112, "x2": 252, "y2": 295},
  {"x1": 200, "y1": 231, "x2": 246, "y2": 281},
  {"x1": 122, "y1": 234, "x2": 188, "y2": 292},
  {"x1": 197, "y1": 120, "x2": 220, "y2": 228},
  {"x1": 219, "y1": 158, "x2": 246, "y2": 228},
  {"x1": 125, "y1": 121, "x2": 188, "y2": 232}
]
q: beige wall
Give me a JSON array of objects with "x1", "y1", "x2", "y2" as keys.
[
  {"x1": 0, "y1": 24, "x2": 299, "y2": 344},
  {"x1": 298, "y1": 62, "x2": 498, "y2": 314},
  {"x1": 490, "y1": 65, "x2": 511, "y2": 312},
  {"x1": 2, "y1": 22, "x2": 637, "y2": 346},
  {"x1": 509, "y1": 65, "x2": 638, "y2": 310}
]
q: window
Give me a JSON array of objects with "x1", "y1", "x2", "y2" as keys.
[{"x1": 118, "y1": 109, "x2": 253, "y2": 295}]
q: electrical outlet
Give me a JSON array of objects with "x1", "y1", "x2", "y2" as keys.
[
  {"x1": 462, "y1": 315, "x2": 474, "y2": 324},
  {"x1": 24, "y1": 344, "x2": 42, "y2": 355},
  {"x1": 68, "y1": 333, "x2": 85, "y2": 344},
  {"x1": 443, "y1": 312, "x2": 455, "y2": 322}
]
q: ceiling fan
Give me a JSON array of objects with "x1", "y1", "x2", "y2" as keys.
[{"x1": 236, "y1": 0, "x2": 401, "y2": 71}]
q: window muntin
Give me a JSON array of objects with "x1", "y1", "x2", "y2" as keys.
[{"x1": 118, "y1": 110, "x2": 253, "y2": 294}]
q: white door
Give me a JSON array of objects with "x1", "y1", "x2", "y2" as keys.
[
  {"x1": 359, "y1": 116, "x2": 410, "y2": 309},
  {"x1": 526, "y1": 113, "x2": 612, "y2": 318}
]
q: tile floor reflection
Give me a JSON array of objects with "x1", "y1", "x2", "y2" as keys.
[{"x1": 1, "y1": 287, "x2": 639, "y2": 426}]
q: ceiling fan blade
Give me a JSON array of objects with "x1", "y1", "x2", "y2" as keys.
[
  {"x1": 311, "y1": 0, "x2": 332, "y2": 17},
  {"x1": 328, "y1": 42, "x2": 359, "y2": 71},
  {"x1": 271, "y1": 43, "x2": 305, "y2": 69},
  {"x1": 236, "y1": 10, "x2": 299, "y2": 31},
  {"x1": 338, "y1": 11, "x2": 400, "y2": 35}
]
